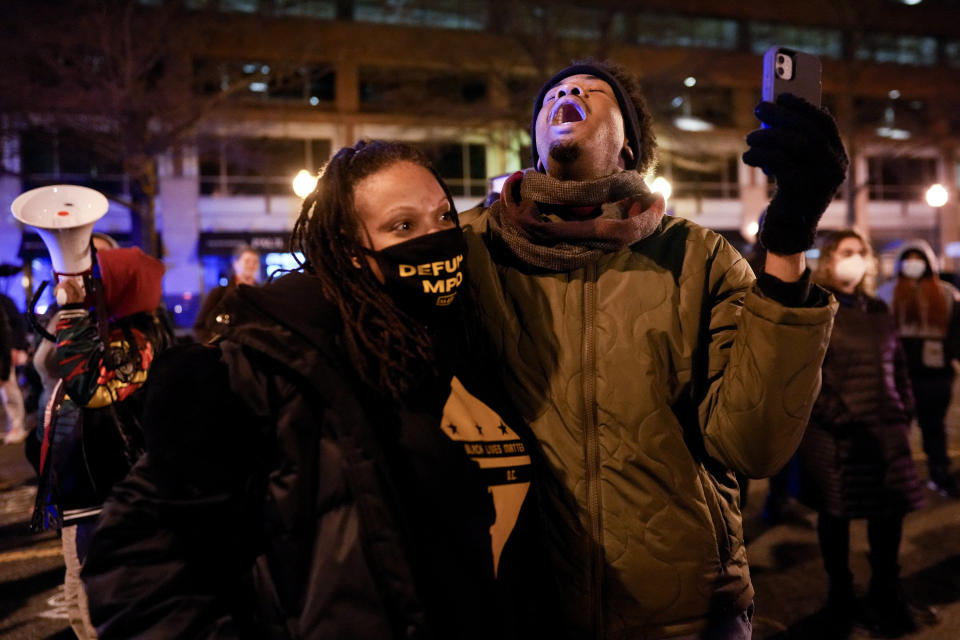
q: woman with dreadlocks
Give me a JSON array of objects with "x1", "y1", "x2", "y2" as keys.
[{"x1": 80, "y1": 140, "x2": 553, "y2": 639}]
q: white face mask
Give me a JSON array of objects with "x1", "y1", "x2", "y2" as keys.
[
  {"x1": 900, "y1": 258, "x2": 928, "y2": 279},
  {"x1": 834, "y1": 255, "x2": 867, "y2": 286}
]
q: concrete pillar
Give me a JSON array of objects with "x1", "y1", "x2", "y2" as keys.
[
  {"x1": 156, "y1": 146, "x2": 202, "y2": 325},
  {"x1": 732, "y1": 87, "x2": 759, "y2": 132},
  {"x1": 852, "y1": 152, "x2": 870, "y2": 234},
  {"x1": 738, "y1": 157, "x2": 767, "y2": 242},
  {"x1": 937, "y1": 145, "x2": 959, "y2": 273},
  {"x1": 334, "y1": 58, "x2": 359, "y2": 147},
  {"x1": 0, "y1": 130, "x2": 26, "y2": 311},
  {"x1": 336, "y1": 58, "x2": 359, "y2": 114}
]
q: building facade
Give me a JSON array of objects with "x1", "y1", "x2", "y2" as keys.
[{"x1": 2, "y1": 0, "x2": 960, "y2": 324}]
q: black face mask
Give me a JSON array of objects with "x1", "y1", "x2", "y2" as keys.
[{"x1": 365, "y1": 226, "x2": 467, "y2": 324}]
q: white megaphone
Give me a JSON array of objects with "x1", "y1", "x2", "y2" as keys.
[{"x1": 11, "y1": 185, "x2": 108, "y2": 307}]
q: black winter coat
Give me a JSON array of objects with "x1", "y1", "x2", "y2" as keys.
[
  {"x1": 81, "y1": 273, "x2": 549, "y2": 639},
  {"x1": 799, "y1": 290, "x2": 924, "y2": 518}
]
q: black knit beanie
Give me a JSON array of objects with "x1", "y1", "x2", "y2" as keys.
[{"x1": 531, "y1": 63, "x2": 643, "y2": 173}]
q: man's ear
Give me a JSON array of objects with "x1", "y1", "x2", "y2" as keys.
[
  {"x1": 621, "y1": 140, "x2": 635, "y2": 165},
  {"x1": 350, "y1": 254, "x2": 362, "y2": 269}
]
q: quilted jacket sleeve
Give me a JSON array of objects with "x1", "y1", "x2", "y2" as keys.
[{"x1": 698, "y1": 245, "x2": 837, "y2": 478}]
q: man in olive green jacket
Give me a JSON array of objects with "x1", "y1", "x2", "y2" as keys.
[{"x1": 462, "y1": 61, "x2": 847, "y2": 638}]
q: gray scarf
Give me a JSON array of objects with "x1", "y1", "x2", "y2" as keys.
[{"x1": 487, "y1": 169, "x2": 665, "y2": 271}]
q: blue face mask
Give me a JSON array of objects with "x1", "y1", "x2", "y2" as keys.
[{"x1": 365, "y1": 226, "x2": 467, "y2": 324}]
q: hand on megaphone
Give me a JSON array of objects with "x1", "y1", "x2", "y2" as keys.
[{"x1": 54, "y1": 278, "x2": 86, "y2": 306}]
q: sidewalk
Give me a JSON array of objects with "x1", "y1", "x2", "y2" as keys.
[
  {"x1": 2, "y1": 430, "x2": 960, "y2": 638},
  {"x1": 744, "y1": 473, "x2": 960, "y2": 639},
  {"x1": 0, "y1": 440, "x2": 71, "y2": 639}
]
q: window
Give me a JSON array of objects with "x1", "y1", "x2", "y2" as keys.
[
  {"x1": 194, "y1": 59, "x2": 335, "y2": 105},
  {"x1": 659, "y1": 152, "x2": 739, "y2": 201},
  {"x1": 198, "y1": 136, "x2": 332, "y2": 196},
  {"x1": 20, "y1": 128, "x2": 126, "y2": 196},
  {"x1": 856, "y1": 34, "x2": 938, "y2": 65},
  {"x1": 353, "y1": 0, "x2": 486, "y2": 30},
  {"x1": 553, "y1": 6, "x2": 608, "y2": 40},
  {"x1": 867, "y1": 156, "x2": 938, "y2": 201},
  {"x1": 625, "y1": 13, "x2": 738, "y2": 50},
  {"x1": 272, "y1": 0, "x2": 338, "y2": 18},
  {"x1": 645, "y1": 84, "x2": 735, "y2": 129},
  {"x1": 412, "y1": 142, "x2": 487, "y2": 197},
  {"x1": 748, "y1": 22, "x2": 843, "y2": 58},
  {"x1": 360, "y1": 67, "x2": 487, "y2": 112},
  {"x1": 945, "y1": 40, "x2": 960, "y2": 68},
  {"x1": 855, "y1": 95, "x2": 928, "y2": 137}
]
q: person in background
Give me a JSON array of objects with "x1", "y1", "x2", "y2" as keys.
[
  {"x1": 460, "y1": 59, "x2": 844, "y2": 638},
  {"x1": 193, "y1": 244, "x2": 260, "y2": 343},
  {"x1": 877, "y1": 240, "x2": 960, "y2": 498},
  {"x1": 32, "y1": 240, "x2": 172, "y2": 639},
  {"x1": 82, "y1": 140, "x2": 553, "y2": 639},
  {"x1": 0, "y1": 291, "x2": 28, "y2": 445},
  {"x1": 799, "y1": 229, "x2": 935, "y2": 637}
]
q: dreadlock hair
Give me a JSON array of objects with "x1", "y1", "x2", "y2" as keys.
[{"x1": 290, "y1": 140, "x2": 439, "y2": 401}]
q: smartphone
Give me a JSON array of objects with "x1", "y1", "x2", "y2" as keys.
[{"x1": 762, "y1": 46, "x2": 821, "y2": 107}]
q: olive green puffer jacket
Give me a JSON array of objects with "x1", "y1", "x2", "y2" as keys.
[{"x1": 463, "y1": 212, "x2": 836, "y2": 639}]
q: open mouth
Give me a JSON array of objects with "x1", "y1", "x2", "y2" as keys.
[{"x1": 551, "y1": 100, "x2": 586, "y2": 125}]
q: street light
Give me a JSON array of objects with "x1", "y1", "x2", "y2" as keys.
[
  {"x1": 650, "y1": 176, "x2": 672, "y2": 201},
  {"x1": 926, "y1": 183, "x2": 949, "y2": 208},
  {"x1": 293, "y1": 169, "x2": 318, "y2": 198}
]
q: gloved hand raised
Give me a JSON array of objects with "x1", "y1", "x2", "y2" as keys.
[{"x1": 743, "y1": 93, "x2": 848, "y2": 255}]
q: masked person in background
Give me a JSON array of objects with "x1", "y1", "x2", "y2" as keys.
[
  {"x1": 461, "y1": 59, "x2": 845, "y2": 638},
  {"x1": 31, "y1": 241, "x2": 172, "y2": 639},
  {"x1": 193, "y1": 243, "x2": 261, "y2": 343},
  {"x1": 799, "y1": 229, "x2": 936, "y2": 637},
  {"x1": 878, "y1": 240, "x2": 960, "y2": 498},
  {"x1": 82, "y1": 140, "x2": 555, "y2": 639}
]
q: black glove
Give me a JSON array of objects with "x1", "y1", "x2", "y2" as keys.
[{"x1": 743, "y1": 93, "x2": 849, "y2": 255}]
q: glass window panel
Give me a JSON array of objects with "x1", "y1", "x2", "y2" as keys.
[
  {"x1": 310, "y1": 139, "x2": 333, "y2": 171},
  {"x1": 359, "y1": 67, "x2": 486, "y2": 112},
  {"x1": 198, "y1": 136, "x2": 309, "y2": 195},
  {"x1": 20, "y1": 129, "x2": 57, "y2": 175},
  {"x1": 353, "y1": 0, "x2": 485, "y2": 30},
  {"x1": 945, "y1": 40, "x2": 960, "y2": 68},
  {"x1": 748, "y1": 22, "x2": 843, "y2": 58},
  {"x1": 628, "y1": 13, "x2": 738, "y2": 50},
  {"x1": 856, "y1": 34, "x2": 937, "y2": 65},
  {"x1": 273, "y1": 0, "x2": 337, "y2": 18},
  {"x1": 867, "y1": 156, "x2": 938, "y2": 200}
]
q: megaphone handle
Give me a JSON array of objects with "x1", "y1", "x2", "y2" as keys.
[{"x1": 29, "y1": 282, "x2": 58, "y2": 343}]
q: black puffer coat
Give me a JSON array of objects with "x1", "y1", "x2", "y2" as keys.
[
  {"x1": 81, "y1": 273, "x2": 548, "y2": 639},
  {"x1": 799, "y1": 290, "x2": 924, "y2": 518}
]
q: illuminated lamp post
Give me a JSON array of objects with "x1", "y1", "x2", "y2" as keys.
[
  {"x1": 293, "y1": 169, "x2": 318, "y2": 199},
  {"x1": 926, "y1": 183, "x2": 948, "y2": 208}
]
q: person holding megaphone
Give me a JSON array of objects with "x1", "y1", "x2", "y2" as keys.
[
  {"x1": 11, "y1": 184, "x2": 175, "y2": 639},
  {"x1": 35, "y1": 241, "x2": 173, "y2": 639}
]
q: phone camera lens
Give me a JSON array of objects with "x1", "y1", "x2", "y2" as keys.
[
  {"x1": 776, "y1": 66, "x2": 784, "y2": 76},
  {"x1": 777, "y1": 55, "x2": 785, "y2": 63}
]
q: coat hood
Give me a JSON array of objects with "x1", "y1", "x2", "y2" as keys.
[
  {"x1": 226, "y1": 272, "x2": 341, "y2": 350},
  {"x1": 96, "y1": 247, "x2": 165, "y2": 320},
  {"x1": 894, "y1": 239, "x2": 939, "y2": 277}
]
